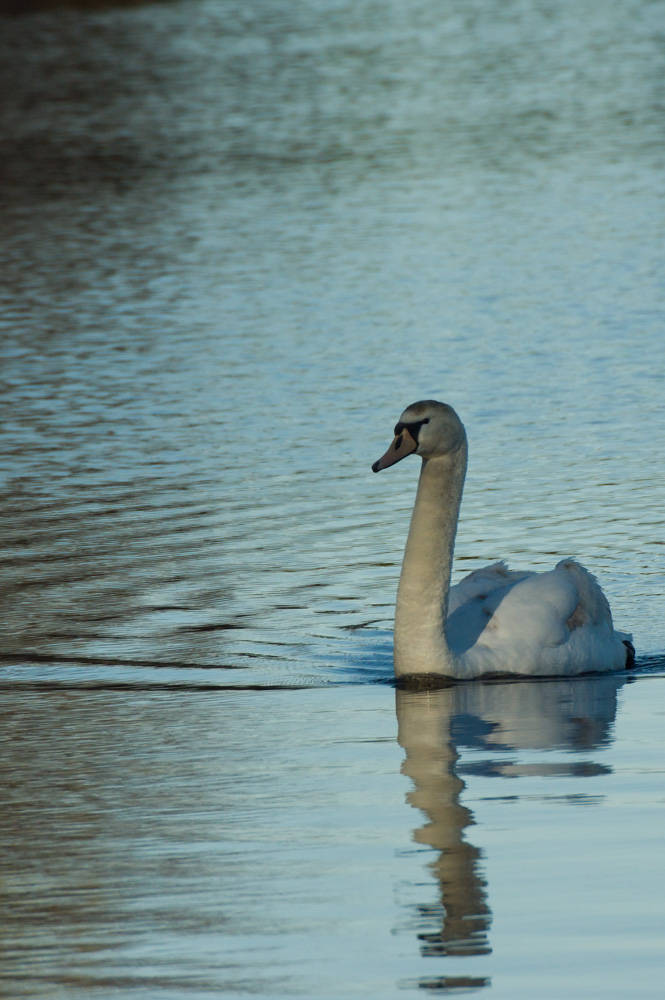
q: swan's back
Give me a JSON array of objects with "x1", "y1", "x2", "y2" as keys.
[{"x1": 447, "y1": 560, "x2": 629, "y2": 677}]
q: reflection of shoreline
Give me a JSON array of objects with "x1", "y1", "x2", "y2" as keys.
[
  {"x1": 396, "y1": 675, "x2": 624, "y2": 991},
  {"x1": 0, "y1": 0, "x2": 166, "y2": 13}
]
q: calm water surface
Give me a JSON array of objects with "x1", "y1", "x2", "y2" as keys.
[{"x1": 0, "y1": 0, "x2": 664, "y2": 996}]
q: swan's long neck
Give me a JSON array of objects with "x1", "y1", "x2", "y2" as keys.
[{"x1": 394, "y1": 441, "x2": 467, "y2": 678}]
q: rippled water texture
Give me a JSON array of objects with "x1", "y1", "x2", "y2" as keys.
[{"x1": 0, "y1": 0, "x2": 664, "y2": 996}]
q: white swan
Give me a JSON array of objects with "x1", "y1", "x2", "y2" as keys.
[{"x1": 372, "y1": 400, "x2": 634, "y2": 681}]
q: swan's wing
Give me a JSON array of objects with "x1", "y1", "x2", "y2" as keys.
[
  {"x1": 448, "y1": 562, "x2": 534, "y2": 615},
  {"x1": 447, "y1": 562, "x2": 535, "y2": 656},
  {"x1": 452, "y1": 559, "x2": 626, "y2": 675}
]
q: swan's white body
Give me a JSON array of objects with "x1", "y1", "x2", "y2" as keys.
[{"x1": 373, "y1": 400, "x2": 632, "y2": 681}]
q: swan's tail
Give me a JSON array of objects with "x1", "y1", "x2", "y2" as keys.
[{"x1": 619, "y1": 635, "x2": 636, "y2": 668}]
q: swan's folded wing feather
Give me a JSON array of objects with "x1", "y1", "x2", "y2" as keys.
[
  {"x1": 447, "y1": 560, "x2": 626, "y2": 676},
  {"x1": 478, "y1": 568, "x2": 582, "y2": 650},
  {"x1": 554, "y1": 559, "x2": 614, "y2": 627},
  {"x1": 447, "y1": 563, "x2": 535, "y2": 656},
  {"x1": 448, "y1": 562, "x2": 534, "y2": 615}
]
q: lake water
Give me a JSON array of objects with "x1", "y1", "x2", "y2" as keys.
[{"x1": 0, "y1": 0, "x2": 664, "y2": 996}]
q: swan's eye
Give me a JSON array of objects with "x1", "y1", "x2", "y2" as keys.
[
  {"x1": 395, "y1": 434, "x2": 403, "y2": 450},
  {"x1": 394, "y1": 417, "x2": 430, "y2": 443}
]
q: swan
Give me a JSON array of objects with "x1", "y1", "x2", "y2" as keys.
[{"x1": 372, "y1": 400, "x2": 634, "y2": 681}]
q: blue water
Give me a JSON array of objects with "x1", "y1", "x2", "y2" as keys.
[{"x1": 0, "y1": 0, "x2": 664, "y2": 995}]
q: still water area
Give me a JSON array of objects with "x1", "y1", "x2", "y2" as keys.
[{"x1": 1, "y1": 0, "x2": 664, "y2": 996}]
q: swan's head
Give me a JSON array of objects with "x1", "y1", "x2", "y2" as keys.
[{"x1": 372, "y1": 400, "x2": 466, "y2": 472}]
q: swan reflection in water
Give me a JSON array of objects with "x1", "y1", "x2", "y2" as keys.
[{"x1": 395, "y1": 674, "x2": 625, "y2": 992}]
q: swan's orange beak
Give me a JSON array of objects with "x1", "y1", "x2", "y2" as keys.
[{"x1": 372, "y1": 427, "x2": 418, "y2": 472}]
